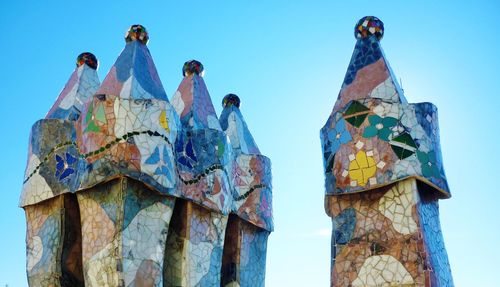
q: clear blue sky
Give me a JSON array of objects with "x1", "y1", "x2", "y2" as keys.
[{"x1": 1, "y1": 1, "x2": 498, "y2": 286}]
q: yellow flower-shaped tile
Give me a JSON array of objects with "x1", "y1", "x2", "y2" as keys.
[{"x1": 349, "y1": 150, "x2": 376, "y2": 186}]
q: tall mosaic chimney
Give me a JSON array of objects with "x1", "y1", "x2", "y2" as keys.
[
  {"x1": 219, "y1": 94, "x2": 273, "y2": 287},
  {"x1": 320, "y1": 16, "x2": 453, "y2": 286},
  {"x1": 20, "y1": 52, "x2": 100, "y2": 286},
  {"x1": 20, "y1": 25, "x2": 273, "y2": 287}
]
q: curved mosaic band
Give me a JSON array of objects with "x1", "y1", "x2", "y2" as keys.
[
  {"x1": 20, "y1": 119, "x2": 80, "y2": 207},
  {"x1": 231, "y1": 154, "x2": 273, "y2": 231},
  {"x1": 175, "y1": 129, "x2": 232, "y2": 214},
  {"x1": 321, "y1": 98, "x2": 450, "y2": 198},
  {"x1": 21, "y1": 106, "x2": 242, "y2": 215},
  {"x1": 77, "y1": 95, "x2": 179, "y2": 195}
]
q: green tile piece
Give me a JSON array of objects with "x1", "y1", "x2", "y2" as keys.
[{"x1": 390, "y1": 132, "x2": 417, "y2": 159}]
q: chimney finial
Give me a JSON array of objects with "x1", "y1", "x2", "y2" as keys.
[
  {"x1": 125, "y1": 24, "x2": 149, "y2": 44},
  {"x1": 76, "y1": 52, "x2": 98, "y2": 70},
  {"x1": 222, "y1": 93, "x2": 240, "y2": 108},
  {"x1": 355, "y1": 16, "x2": 384, "y2": 40},
  {"x1": 182, "y1": 60, "x2": 204, "y2": 77}
]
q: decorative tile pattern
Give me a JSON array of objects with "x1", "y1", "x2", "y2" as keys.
[
  {"x1": 321, "y1": 19, "x2": 450, "y2": 198},
  {"x1": 220, "y1": 101, "x2": 260, "y2": 155},
  {"x1": 222, "y1": 215, "x2": 269, "y2": 287},
  {"x1": 77, "y1": 94, "x2": 179, "y2": 194},
  {"x1": 21, "y1": 25, "x2": 272, "y2": 286},
  {"x1": 322, "y1": 17, "x2": 453, "y2": 287},
  {"x1": 164, "y1": 200, "x2": 227, "y2": 286},
  {"x1": 378, "y1": 183, "x2": 417, "y2": 235},
  {"x1": 20, "y1": 51, "x2": 100, "y2": 208},
  {"x1": 25, "y1": 195, "x2": 83, "y2": 286},
  {"x1": 76, "y1": 52, "x2": 98, "y2": 70},
  {"x1": 20, "y1": 119, "x2": 81, "y2": 206},
  {"x1": 229, "y1": 154, "x2": 273, "y2": 230},
  {"x1": 355, "y1": 16, "x2": 384, "y2": 40},
  {"x1": 77, "y1": 178, "x2": 175, "y2": 286},
  {"x1": 46, "y1": 53, "x2": 100, "y2": 121},
  {"x1": 171, "y1": 66, "x2": 221, "y2": 131},
  {"x1": 326, "y1": 180, "x2": 428, "y2": 286},
  {"x1": 220, "y1": 95, "x2": 273, "y2": 231},
  {"x1": 20, "y1": 51, "x2": 94, "y2": 287},
  {"x1": 417, "y1": 192, "x2": 454, "y2": 286},
  {"x1": 125, "y1": 24, "x2": 149, "y2": 45},
  {"x1": 172, "y1": 67, "x2": 232, "y2": 214},
  {"x1": 182, "y1": 59, "x2": 204, "y2": 77},
  {"x1": 219, "y1": 95, "x2": 272, "y2": 287},
  {"x1": 25, "y1": 196, "x2": 64, "y2": 287},
  {"x1": 352, "y1": 255, "x2": 414, "y2": 286}
]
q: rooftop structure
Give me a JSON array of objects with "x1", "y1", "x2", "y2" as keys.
[
  {"x1": 20, "y1": 25, "x2": 272, "y2": 287},
  {"x1": 320, "y1": 16, "x2": 453, "y2": 286}
]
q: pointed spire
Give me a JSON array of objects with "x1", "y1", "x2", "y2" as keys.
[
  {"x1": 77, "y1": 25, "x2": 180, "y2": 194},
  {"x1": 96, "y1": 24, "x2": 167, "y2": 100},
  {"x1": 220, "y1": 94, "x2": 260, "y2": 155},
  {"x1": 321, "y1": 17, "x2": 450, "y2": 198},
  {"x1": 332, "y1": 16, "x2": 406, "y2": 114},
  {"x1": 171, "y1": 60, "x2": 221, "y2": 130},
  {"x1": 45, "y1": 52, "x2": 100, "y2": 120},
  {"x1": 172, "y1": 60, "x2": 232, "y2": 214},
  {"x1": 21, "y1": 53, "x2": 97, "y2": 206}
]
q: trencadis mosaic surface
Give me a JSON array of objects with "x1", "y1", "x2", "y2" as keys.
[
  {"x1": 20, "y1": 24, "x2": 273, "y2": 287},
  {"x1": 320, "y1": 16, "x2": 453, "y2": 287}
]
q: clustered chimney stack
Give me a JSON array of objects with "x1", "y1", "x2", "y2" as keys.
[{"x1": 20, "y1": 25, "x2": 273, "y2": 287}]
